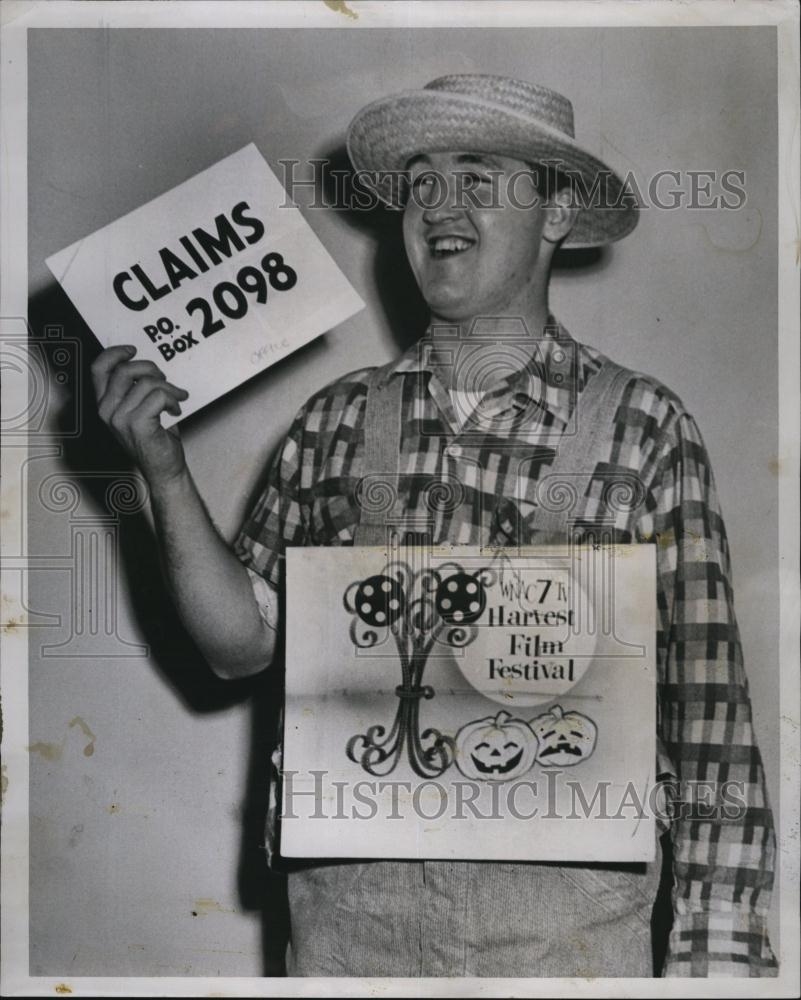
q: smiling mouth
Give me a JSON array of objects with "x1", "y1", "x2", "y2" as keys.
[
  {"x1": 427, "y1": 235, "x2": 476, "y2": 258},
  {"x1": 470, "y1": 747, "x2": 524, "y2": 774}
]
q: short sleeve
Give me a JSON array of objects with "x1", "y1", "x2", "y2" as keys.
[{"x1": 234, "y1": 405, "x2": 309, "y2": 591}]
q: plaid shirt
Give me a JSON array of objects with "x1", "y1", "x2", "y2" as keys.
[{"x1": 235, "y1": 321, "x2": 777, "y2": 977}]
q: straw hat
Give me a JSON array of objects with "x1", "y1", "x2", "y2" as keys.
[{"x1": 346, "y1": 73, "x2": 638, "y2": 248}]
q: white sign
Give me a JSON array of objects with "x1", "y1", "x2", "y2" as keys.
[
  {"x1": 46, "y1": 144, "x2": 364, "y2": 423},
  {"x1": 282, "y1": 543, "x2": 657, "y2": 862}
]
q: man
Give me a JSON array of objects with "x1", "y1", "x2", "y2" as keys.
[{"x1": 92, "y1": 74, "x2": 776, "y2": 977}]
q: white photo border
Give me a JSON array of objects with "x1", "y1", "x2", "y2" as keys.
[{"x1": 1, "y1": 1, "x2": 799, "y2": 997}]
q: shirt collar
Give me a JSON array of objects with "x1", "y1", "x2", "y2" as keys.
[{"x1": 388, "y1": 316, "x2": 598, "y2": 427}]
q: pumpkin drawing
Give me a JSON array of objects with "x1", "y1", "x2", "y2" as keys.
[
  {"x1": 454, "y1": 711, "x2": 539, "y2": 781},
  {"x1": 529, "y1": 704, "x2": 598, "y2": 766}
]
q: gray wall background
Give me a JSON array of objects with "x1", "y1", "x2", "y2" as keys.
[{"x1": 27, "y1": 27, "x2": 779, "y2": 976}]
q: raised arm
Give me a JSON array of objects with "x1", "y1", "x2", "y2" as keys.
[{"x1": 92, "y1": 345, "x2": 277, "y2": 679}]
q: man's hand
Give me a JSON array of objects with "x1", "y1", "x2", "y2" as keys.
[
  {"x1": 90, "y1": 344, "x2": 276, "y2": 679},
  {"x1": 91, "y1": 345, "x2": 189, "y2": 486}
]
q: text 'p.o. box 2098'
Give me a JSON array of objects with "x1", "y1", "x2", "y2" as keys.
[
  {"x1": 45, "y1": 143, "x2": 364, "y2": 424},
  {"x1": 282, "y1": 544, "x2": 657, "y2": 862}
]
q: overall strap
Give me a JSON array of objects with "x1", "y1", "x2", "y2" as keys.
[
  {"x1": 530, "y1": 359, "x2": 633, "y2": 537},
  {"x1": 353, "y1": 364, "x2": 405, "y2": 547}
]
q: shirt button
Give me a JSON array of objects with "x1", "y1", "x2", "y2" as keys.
[{"x1": 448, "y1": 444, "x2": 463, "y2": 459}]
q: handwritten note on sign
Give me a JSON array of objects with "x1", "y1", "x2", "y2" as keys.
[
  {"x1": 282, "y1": 544, "x2": 657, "y2": 863},
  {"x1": 45, "y1": 144, "x2": 364, "y2": 424}
]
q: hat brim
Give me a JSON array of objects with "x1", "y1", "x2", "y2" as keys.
[{"x1": 346, "y1": 90, "x2": 638, "y2": 248}]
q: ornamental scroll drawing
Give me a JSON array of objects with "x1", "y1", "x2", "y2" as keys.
[{"x1": 342, "y1": 559, "x2": 496, "y2": 778}]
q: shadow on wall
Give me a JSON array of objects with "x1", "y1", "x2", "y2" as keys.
[
  {"x1": 28, "y1": 281, "x2": 289, "y2": 975},
  {"x1": 28, "y1": 158, "x2": 671, "y2": 973}
]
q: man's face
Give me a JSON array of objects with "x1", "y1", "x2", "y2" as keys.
[{"x1": 402, "y1": 150, "x2": 551, "y2": 324}]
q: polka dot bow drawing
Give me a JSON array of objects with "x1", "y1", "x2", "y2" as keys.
[{"x1": 343, "y1": 559, "x2": 495, "y2": 777}]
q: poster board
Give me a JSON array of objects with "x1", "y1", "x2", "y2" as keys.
[
  {"x1": 282, "y1": 543, "x2": 656, "y2": 862},
  {"x1": 45, "y1": 143, "x2": 364, "y2": 424}
]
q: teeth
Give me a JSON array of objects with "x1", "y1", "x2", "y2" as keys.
[{"x1": 430, "y1": 236, "x2": 473, "y2": 254}]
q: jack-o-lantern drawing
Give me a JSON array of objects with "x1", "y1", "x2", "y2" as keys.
[
  {"x1": 354, "y1": 574, "x2": 405, "y2": 628},
  {"x1": 529, "y1": 704, "x2": 598, "y2": 766},
  {"x1": 454, "y1": 711, "x2": 539, "y2": 781}
]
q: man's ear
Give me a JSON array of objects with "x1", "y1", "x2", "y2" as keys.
[{"x1": 542, "y1": 189, "x2": 579, "y2": 245}]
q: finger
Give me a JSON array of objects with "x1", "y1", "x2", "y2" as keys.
[
  {"x1": 113, "y1": 376, "x2": 188, "y2": 421},
  {"x1": 127, "y1": 384, "x2": 186, "y2": 430},
  {"x1": 98, "y1": 362, "x2": 173, "y2": 423},
  {"x1": 90, "y1": 345, "x2": 137, "y2": 400}
]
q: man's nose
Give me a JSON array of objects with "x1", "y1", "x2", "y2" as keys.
[
  {"x1": 420, "y1": 174, "x2": 463, "y2": 224},
  {"x1": 422, "y1": 203, "x2": 459, "y2": 226}
]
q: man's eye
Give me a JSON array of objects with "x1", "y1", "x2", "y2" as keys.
[{"x1": 410, "y1": 173, "x2": 436, "y2": 190}]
